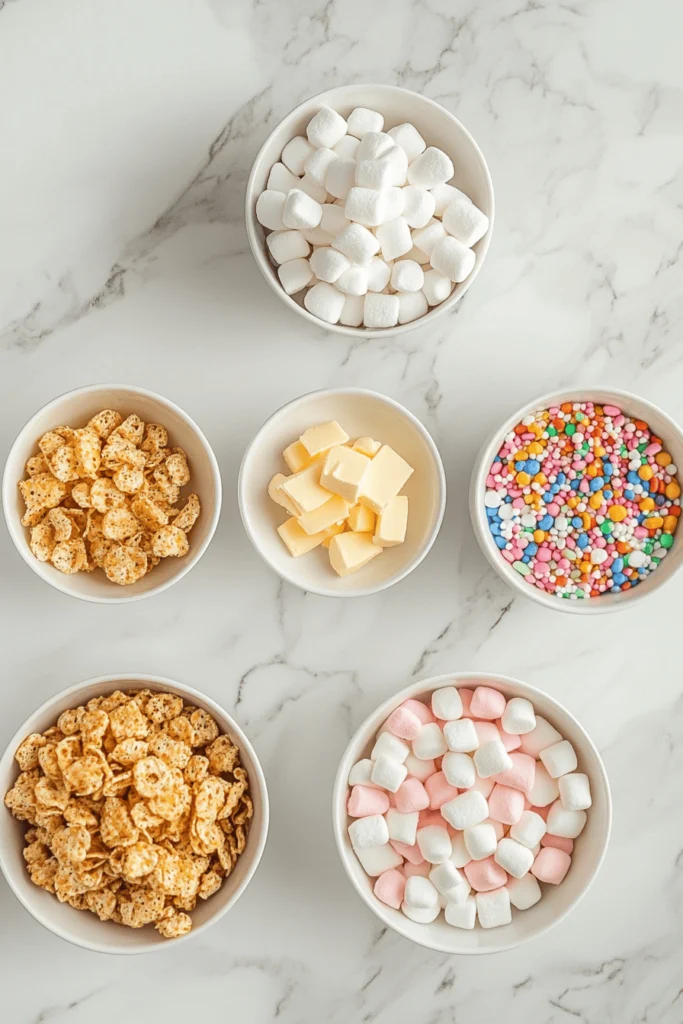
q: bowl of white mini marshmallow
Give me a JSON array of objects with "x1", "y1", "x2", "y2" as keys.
[{"x1": 245, "y1": 84, "x2": 494, "y2": 337}]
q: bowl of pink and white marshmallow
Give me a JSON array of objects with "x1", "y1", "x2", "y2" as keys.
[
  {"x1": 245, "y1": 84, "x2": 494, "y2": 337},
  {"x1": 333, "y1": 673, "x2": 611, "y2": 954}
]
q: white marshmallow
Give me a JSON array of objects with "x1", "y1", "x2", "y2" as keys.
[
  {"x1": 332, "y1": 223, "x2": 380, "y2": 264},
  {"x1": 443, "y1": 197, "x2": 489, "y2": 247},
  {"x1": 391, "y1": 260, "x2": 424, "y2": 293},
  {"x1": 348, "y1": 813, "x2": 389, "y2": 849},
  {"x1": 363, "y1": 292, "x2": 399, "y2": 329},
  {"x1": 484, "y1": 817, "x2": 506, "y2": 842},
  {"x1": 445, "y1": 894, "x2": 476, "y2": 929},
  {"x1": 539, "y1": 740, "x2": 578, "y2": 779},
  {"x1": 298, "y1": 175, "x2": 328, "y2": 202},
  {"x1": 430, "y1": 183, "x2": 471, "y2": 216},
  {"x1": 306, "y1": 106, "x2": 347, "y2": 149},
  {"x1": 325, "y1": 158, "x2": 356, "y2": 201},
  {"x1": 387, "y1": 123, "x2": 426, "y2": 163},
  {"x1": 495, "y1": 837, "x2": 534, "y2": 879},
  {"x1": 320, "y1": 203, "x2": 349, "y2": 237},
  {"x1": 366, "y1": 256, "x2": 392, "y2": 292},
  {"x1": 309, "y1": 246, "x2": 350, "y2": 283},
  {"x1": 337, "y1": 265, "x2": 369, "y2": 296},
  {"x1": 421, "y1": 268, "x2": 454, "y2": 306},
  {"x1": 339, "y1": 294, "x2": 364, "y2": 327},
  {"x1": 429, "y1": 860, "x2": 464, "y2": 896},
  {"x1": 404, "y1": 753, "x2": 436, "y2": 782},
  {"x1": 441, "y1": 790, "x2": 488, "y2": 830},
  {"x1": 357, "y1": 131, "x2": 394, "y2": 161},
  {"x1": 303, "y1": 282, "x2": 345, "y2": 324},
  {"x1": 407, "y1": 147, "x2": 454, "y2": 189},
  {"x1": 416, "y1": 824, "x2": 452, "y2": 864},
  {"x1": 501, "y1": 697, "x2": 537, "y2": 736},
  {"x1": 404, "y1": 875, "x2": 439, "y2": 909},
  {"x1": 401, "y1": 185, "x2": 436, "y2": 229},
  {"x1": 355, "y1": 843, "x2": 403, "y2": 876},
  {"x1": 383, "y1": 145, "x2": 409, "y2": 186},
  {"x1": 371, "y1": 732, "x2": 410, "y2": 763},
  {"x1": 430, "y1": 236, "x2": 476, "y2": 283},
  {"x1": 464, "y1": 823, "x2": 497, "y2": 861},
  {"x1": 401, "y1": 901, "x2": 440, "y2": 923},
  {"x1": 304, "y1": 147, "x2": 339, "y2": 187},
  {"x1": 256, "y1": 190, "x2": 286, "y2": 231},
  {"x1": 406, "y1": 243, "x2": 430, "y2": 265},
  {"x1": 431, "y1": 686, "x2": 463, "y2": 721},
  {"x1": 412, "y1": 722, "x2": 447, "y2": 760},
  {"x1": 558, "y1": 773, "x2": 592, "y2": 811},
  {"x1": 355, "y1": 158, "x2": 394, "y2": 190},
  {"x1": 371, "y1": 755, "x2": 408, "y2": 793},
  {"x1": 507, "y1": 873, "x2": 542, "y2": 911},
  {"x1": 509, "y1": 810, "x2": 547, "y2": 849},
  {"x1": 376, "y1": 217, "x2": 412, "y2": 261},
  {"x1": 266, "y1": 229, "x2": 310, "y2": 265},
  {"x1": 267, "y1": 162, "x2": 301, "y2": 193},
  {"x1": 347, "y1": 107, "x2": 384, "y2": 138},
  {"x1": 473, "y1": 740, "x2": 512, "y2": 779},
  {"x1": 281, "y1": 136, "x2": 315, "y2": 176},
  {"x1": 385, "y1": 808, "x2": 419, "y2": 846},
  {"x1": 383, "y1": 185, "x2": 406, "y2": 220},
  {"x1": 444, "y1": 718, "x2": 479, "y2": 753},
  {"x1": 334, "y1": 135, "x2": 360, "y2": 160},
  {"x1": 397, "y1": 291, "x2": 428, "y2": 324},
  {"x1": 450, "y1": 832, "x2": 470, "y2": 868},
  {"x1": 344, "y1": 186, "x2": 388, "y2": 227},
  {"x1": 302, "y1": 225, "x2": 333, "y2": 245},
  {"x1": 443, "y1": 875, "x2": 471, "y2": 906},
  {"x1": 348, "y1": 758, "x2": 376, "y2": 787},
  {"x1": 442, "y1": 751, "x2": 476, "y2": 789},
  {"x1": 277, "y1": 258, "x2": 314, "y2": 295},
  {"x1": 546, "y1": 800, "x2": 587, "y2": 839},
  {"x1": 411, "y1": 220, "x2": 447, "y2": 257},
  {"x1": 476, "y1": 887, "x2": 512, "y2": 929},
  {"x1": 282, "y1": 189, "x2": 323, "y2": 230},
  {"x1": 526, "y1": 763, "x2": 559, "y2": 807},
  {"x1": 519, "y1": 716, "x2": 563, "y2": 758}
]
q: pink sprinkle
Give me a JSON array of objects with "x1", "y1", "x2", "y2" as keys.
[
  {"x1": 512, "y1": 498, "x2": 525, "y2": 508},
  {"x1": 547, "y1": 502, "x2": 560, "y2": 516},
  {"x1": 634, "y1": 526, "x2": 648, "y2": 539},
  {"x1": 536, "y1": 548, "x2": 552, "y2": 562},
  {"x1": 502, "y1": 550, "x2": 514, "y2": 563},
  {"x1": 644, "y1": 444, "x2": 661, "y2": 456},
  {"x1": 558, "y1": 558, "x2": 570, "y2": 570},
  {"x1": 594, "y1": 536, "x2": 607, "y2": 548},
  {"x1": 603, "y1": 405, "x2": 621, "y2": 416},
  {"x1": 579, "y1": 479, "x2": 590, "y2": 493},
  {"x1": 536, "y1": 562, "x2": 550, "y2": 576}
]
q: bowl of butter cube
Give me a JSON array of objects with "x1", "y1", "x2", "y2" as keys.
[{"x1": 238, "y1": 388, "x2": 446, "y2": 596}]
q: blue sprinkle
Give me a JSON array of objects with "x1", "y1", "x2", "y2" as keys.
[
  {"x1": 522, "y1": 555, "x2": 531, "y2": 563},
  {"x1": 544, "y1": 491, "x2": 554, "y2": 502},
  {"x1": 525, "y1": 542, "x2": 538, "y2": 556},
  {"x1": 624, "y1": 489, "x2": 635, "y2": 500},
  {"x1": 550, "y1": 483, "x2": 561, "y2": 494},
  {"x1": 515, "y1": 462, "x2": 526, "y2": 472},
  {"x1": 495, "y1": 536, "x2": 507, "y2": 549},
  {"x1": 577, "y1": 533, "x2": 589, "y2": 549},
  {"x1": 603, "y1": 489, "x2": 613, "y2": 500},
  {"x1": 611, "y1": 557, "x2": 624, "y2": 573},
  {"x1": 612, "y1": 572, "x2": 626, "y2": 586},
  {"x1": 539, "y1": 515, "x2": 554, "y2": 530},
  {"x1": 655, "y1": 495, "x2": 666, "y2": 506},
  {"x1": 603, "y1": 463, "x2": 613, "y2": 477},
  {"x1": 630, "y1": 577, "x2": 640, "y2": 587},
  {"x1": 572, "y1": 516, "x2": 583, "y2": 528},
  {"x1": 627, "y1": 471, "x2": 639, "y2": 485},
  {"x1": 557, "y1": 473, "x2": 566, "y2": 485},
  {"x1": 525, "y1": 460, "x2": 540, "y2": 475},
  {"x1": 490, "y1": 524, "x2": 501, "y2": 535},
  {"x1": 589, "y1": 477, "x2": 604, "y2": 492},
  {"x1": 486, "y1": 507, "x2": 499, "y2": 518}
]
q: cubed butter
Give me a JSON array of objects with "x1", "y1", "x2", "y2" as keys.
[
  {"x1": 352, "y1": 436, "x2": 381, "y2": 457},
  {"x1": 277, "y1": 517, "x2": 329, "y2": 557},
  {"x1": 320, "y1": 445, "x2": 371, "y2": 504},
  {"x1": 268, "y1": 473, "x2": 299, "y2": 516},
  {"x1": 283, "y1": 440, "x2": 315, "y2": 474},
  {"x1": 374, "y1": 495, "x2": 408, "y2": 547},
  {"x1": 297, "y1": 494, "x2": 350, "y2": 536},
  {"x1": 299, "y1": 420, "x2": 349, "y2": 457},
  {"x1": 328, "y1": 531, "x2": 382, "y2": 576},
  {"x1": 322, "y1": 521, "x2": 346, "y2": 548},
  {"x1": 358, "y1": 444, "x2": 414, "y2": 513},
  {"x1": 279, "y1": 462, "x2": 330, "y2": 515},
  {"x1": 347, "y1": 503, "x2": 376, "y2": 533}
]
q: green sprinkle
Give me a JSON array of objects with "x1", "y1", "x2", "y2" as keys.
[
  {"x1": 564, "y1": 423, "x2": 576, "y2": 436},
  {"x1": 661, "y1": 534, "x2": 674, "y2": 548},
  {"x1": 575, "y1": 412, "x2": 585, "y2": 421},
  {"x1": 547, "y1": 426, "x2": 557, "y2": 436},
  {"x1": 651, "y1": 557, "x2": 661, "y2": 565},
  {"x1": 644, "y1": 542, "x2": 654, "y2": 554},
  {"x1": 637, "y1": 443, "x2": 647, "y2": 453},
  {"x1": 600, "y1": 521, "x2": 612, "y2": 535},
  {"x1": 513, "y1": 561, "x2": 530, "y2": 576}
]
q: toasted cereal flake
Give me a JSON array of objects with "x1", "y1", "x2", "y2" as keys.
[
  {"x1": 100, "y1": 797, "x2": 138, "y2": 848},
  {"x1": 38, "y1": 428, "x2": 74, "y2": 457},
  {"x1": 148, "y1": 782, "x2": 191, "y2": 822},
  {"x1": 103, "y1": 544, "x2": 148, "y2": 585},
  {"x1": 71, "y1": 482, "x2": 92, "y2": 508},
  {"x1": 133, "y1": 756, "x2": 171, "y2": 798},
  {"x1": 152, "y1": 525, "x2": 189, "y2": 559},
  {"x1": 123, "y1": 842, "x2": 159, "y2": 879},
  {"x1": 46, "y1": 507, "x2": 74, "y2": 541},
  {"x1": 198, "y1": 870, "x2": 223, "y2": 900},
  {"x1": 109, "y1": 701, "x2": 149, "y2": 742},
  {"x1": 155, "y1": 909, "x2": 192, "y2": 938},
  {"x1": 193, "y1": 776, "x2": 226, "y2": 821},
  {"x1": 101, "y1": 770, "x2": 133, "y2": 797},
  {"x1": 129, "y1": 495, "x2": 169, "y2": 531},
  {"x1": 183, "y1": 754, "x2": 210, "y2": 785},
  {"x1": 146, "y1": 692, "x2": 184, "y2": 724},
  {"x1": 190, "y1": 709, "x2": 219, "y2": 747},
  {"x1": 38, "y1": 744, "x2": 62, "y2": 780},
  {"x1": 63, "y1": 755, "x2": 106, "y2": 796},
  {"x1": 19, "y1": 474, "x2": 67, "y2": 513},
  {"x1": 165, "y1": 451, "x2": 190, "y2": 486},
  {"x1": 116, "y1": 414, "x2": 145, "y2": 445},
  {"x1": 55, "y1": 736, "x2": 82, "y2": 773},
  {"x1": 15, "y1": 733, "x2": 47, "y2": 771},
  {"x1": 73, "y1": 428, "x2": 102, "y2": 477},
  {"x1": 25, "y1": 454, "x2": 50, "y2": 477},
  {"x1": 85, "y1": 887, "x2": 117, "y2": 920},
  {"x1": 80, "y1": 707, "x2": 109, "y2": 746},
  {"x1": 90, "y1": 477, "x2": 127, "y2": 513},
  {"x1": 63, "y1": 799, "x2": 99, "y2": 829},
  {"x1": 152, "y1": 469, "x2": 180, "y2": 505},
  {"x1": 50, "y1": 538, "x2": 88, "y2": 575},
  {"x1": 35, "y1": 776, "x2": 69, "y2": 810},
  {"x1": 111, "y1": 738, "x2": 148, "y2": 764},
  {"x1": 112, "y1": 464, "x2": 145, "y2": 494},
  {"x1": 87, "y1": 409, "x2": 123, "y2": 439},
  {"x1": 102, "y1": 506, "x2": 141, "y2": 541},
  {"x1": 48, "y1": 444, "x2": 81, "y2": 483},
  {"x1": 30, "y1": 521, "x2": 55, "y2": 561},
  {"x1": 205, "y1": 735, "x2": 239, "y2": 774},
  {"x1": 141, "y1": 423, "x2": 168, "y2": 451},
  {"x1": 148, "y1": 731, "x2": 192, "y2": 769},
  {"x1": 52, "y1": 824, "x2": 91, "y2": 865}
]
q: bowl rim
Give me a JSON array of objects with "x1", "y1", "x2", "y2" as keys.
[
  {"x1": 0, "y1": 672, "x2": 270, "y2": 955},
  {"x1": 237, "y1": 386, "x2": 447, "y2": 597},
  {"x1": 332, "y1": 671, "x2": 613, "y2": 955},
  {"x1": 2, "y1": 382, "x2": 223, "y2": 604},
  {"x1": 244, "y1": 82, "x2": 495, "y2": 339},
  {"x1": 469, "y1": 385, "x2": 683, "y2": 615}
]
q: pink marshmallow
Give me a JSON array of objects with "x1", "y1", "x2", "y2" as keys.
[
  {"x1": 401, "y1": 699, "x2": 435, "y2": 725},
  {"x1": 347, "y1": 785, "x2": 390, "y2": 817},
  {"x1": 493, "y1": 752, "x2": 536, "y2": 792},
  {"x1": 424, "y1": 771, "x2": 459, "y2": 810},
  {"x1": 541, "y1": 834, "x2": 574, "y2": 854},
  {"x1": 419, "y1": 808, "x2": 446, "y2": 829},
  {"x1": 385, "y1": 706, "x2": 422, "y2": 740},
  {"x1": 488, "y1": 784, "x2": 525, "y2": 825},
  {"x1": 470, "y1": 686, "x2": 506, "y2": 720},
  {"x1": 459, "y1": 688, "x2": 474, "y2": 718},
  {"x1": 395, "y1": 777, "x2": 430, "y2": 813},
  {"x1": 402, "y1": 860, "x2": 431, "y2": 878},
  {"x1": 464, "y1": 856, "x2": 508, "y2": 892},
  {"x1": 474, "y1": 721, "x2": 499, "y2": 746},
  {"x1": 496, "y1": 721, "x2": 522, "y2": 752},
  {"x1": 531, "y1": 847, "x2": 571, "y2": 884},
  {"x1": 390, "y1": 840, "x2": 425, "y2": 865},
  {"x1": 373, "y1": 868, "x2": 406, "y2": 909}
]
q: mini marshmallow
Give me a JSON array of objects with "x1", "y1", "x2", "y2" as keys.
[
  {"x1": 474, "y1": 721, "x2": 500, "y2": 746},
  {"x1": 256, "y1": 190, "x2": 286, "y2": 230},
  {"x1": 347, "y1": 785, "x2": 390, "y2": 817},
  {"x1": 464, "y1": 857, "x2": 507, "y2": 893},
  {"x1": 531, "y1": 847, "x2": 571, "y2": 885},
  {"x1": 484, "y1": 818, "x2": 505, "y2": 842},
  {"x1": 501, "y1": 697, "x2": 537, "y2": 736},
  {"x1": 334, "y1": 135, "x2": 360, "y2": 159},
  {"x1": 355, "y1": 157, "x2": 394, "y2": 190},
  {"x1": 445, "y1": 894, "x2": 476, "y2": 929},
  {"x1": 546, "y1": 800, "x2": 587, "y2": 839},
  {"x1": 306, "y1": 106, "x2": 347, "y2": 149},
  {"x1": 402, "y1": 185, "x2": 436, "y2": 229},
  {"x1": 430, "y1": 183, "x2": 471, "y2": 216},
  {"x1": 558, "y1": 773, "x2": 592, "y2": 811},
  {"x1": 386, "y1": 807, "x2": 419, "y2": 846},
  {"x1": 383, "y1": 185, "x2": 406, "y2": 220},
  {"x1": 470, "y1": 775, "x2": 495, "y2": 800},
  {"x1": 441, "y1": 790, "x2": 488, "y2": 830},
  {"x1": 397, "y1": 291, "x2": 428, "y2": 324},
  {"x1": 391, "y1": 839, "x2": 425, "y2": 865},
  {"x1": 419, "y1": 809, "x2": 446, "y2": 829},
  {"x1": 267, "y1": 162, "x2": 301, "y2": 193},
  {"x1": 474, "y1": 740, "x2": 512, "y2": 779},
  {"x1": 302, "y1": 225, "x2": 333, "y2": 245},
  {"x1": 541, "y1": 834, "x2": 574, "y2": 854},
  {"x1": 347, "y1": 107, "x2": 384, "y2": 138},
  {"x1": 348, "y1": 759, "x2": 377, "y2": 788},
  {"x1": 371, "y1": 732, "x2": 410, "y2": 763},
  {"x1": 374, "y1": 868, "x2": 406, "y2": 909},
  {"x1": 413, "y1": 723, "x2": 447, "y2": 760},
  {"x1": 357, "y1": 131, "x2": 394, "y2": 161},
  {"x1": 488, "y1": 784, "x2": 525, "y2": 826},
  {"x1": 355, "y1": 843, "x2": 403, "y2": 876},
  {"x1": 496, "y1": 723, "x2": 522, "y2": 752},
  {"x1": 266, "y1": 229, "x2": 310, "y2": 265},
  {"x1": 281, "y1": 136, "x2": 315, "y2": 176},
  {"x1": 349, "y1": 813, "x2": 389, "y2": 849},
  {"x1": 332, "y1": 223, "x2": 380, "y2": 264},
  {"x1": 424, "y1": 773, "x2": 459, "y2": 811},
  {"x1": 416, "y1": 825, "x2": 452, "y2": 864},
  {"x1": 519, "y1": 716, "x2": 563, "y2": 758},
  {"x1": 325, "y1": 159, "x2": 356, "y2": 200},
  {"x1": 539, "y1": 740, "x2": 578, "y2": 779},
  {"x1": 278, "y1": 258, "x2": 314, "y2": 295},
  {"x1": 340, "y1": 294, "x2": 364, "y2": 327},
  {"x1": 337, "y1": 265, "x2": 369, "y2": 296},
  {"x1": 385, "y1": 706, "x2": 423, "y2": 741},
  {"x1": 476, "y1": 887, "x2": 512, "y2": 928},
  {"x1": 402, "y1": 700, "x2": 435, "y2": 725},
  {"x1": 304, "y1": 147, "x2": 339, "y2": 187},
  {"x1": 507, "y1": 873, "x2": 542, "y2": 910},
  {"x1": 388, "y1": 122, "x2": 427, "y2": 162},
  {"x1": 442, "y1": 197, "x2": 489, "y2": 247},
  {"x1": 429, "y1": 859, "x2": 464, "y2": 896},
  {"x1": 391, "y1": 260, "x2": 424, "y2": 293},
  {"x1": 444, "y1": 718, "x2": 479, "y2": 753},
  {"x1": 450, "y1": 832, "x2": 471, "y2": 868},
  {"x1": 404, "y1": 874, "x2": 439, "y2": 909},
  {"x1": 430, "y1": 236, "x2": 476, "y2": 283},
  {"x1": 412, "y1": 220, "x2": 447, "y2": 257},
  {"x1": 464, "y1": 823, "x2": 497, "y2": 861},
  {"x1": 443, "y1": 752, "x2": 476, "y2": 789},
  {"x1": 305, "y1": 281, "x2": 350, "y2": 325},
  {"x1": 407, "y1": 147, "x2": 454, "y2": 189},
  {"x1": 320, "y1": 203, "x2": 349, "y2": 237},
  {"x1": 366, "y1": 256, "x2": 392, "y2": 291},
  {"x1": 298, "y1": 174, "x2": 328, "y2": 202},
  {"x1": 526, "y1": 763, "x2": 559, "y2": 807},
  {"x1": 470, "y1": 686, "x2": 507, "y2": 720},
  {"x1": 430, "y1": 686, "x2": 463, "y2": 721},
  {"x1": 344, "y1": 187, "x2": 388, "y2": 227},
  {"x1": 376, "y1": 217, "x2": 413, "y2": 261},
  {"x1": 509, "y1": 810, "x2": 547, "y2": 849},
  {"x1": 383, "y1": 145, "x2": 409, "y2": 186},
  {"x1": 404, "y1": 753, "x2": 436, "y2": 782},
  {"x1": 371, "y1": 755, "x2": 409, "y2": 793},
  {"x1": 494, "y1": 752, "x2": 536, "y2": 793},
  {"x1": 283, "y1": 189, "x2": 323, "y2": 230},
  {"x1": 401, "y1": 901, "x2": 440, "y2": 923},
  {"x1": 395, "y1": 777, "x2": 430, "y2": 814},
  {"x1": 495, "y1": 837, "x2": 534, "y2": 879},
  {"x1": 309, "y1": 246, "x2": 350, "y2": 283}
]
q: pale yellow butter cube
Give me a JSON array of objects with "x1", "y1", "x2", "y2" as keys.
[
  {"x1": 347, "y1": 503, "x2": 376, "y2": 533},
  {"x1": 283, "y1": 440, "x2": 315, "y2": 474},
  {"x1": 320, "y1": 446, "x2": 371, "y2": 504},
  {"x1": 268, "y1": 473, "x2": 299, "y2": 516},
  {"x1": 297, "y1": 494, "x2": 350, "y2": 536},
  {"x1": 279, "y1": 462, "x2": 330, "y2": 515},
  {"x1": 374, "y1": 495, "x2": 408, "y2": 547},
  {"x1": 277, "y1": 517, "x2": 329, "y2": 557},
  {"x1": 322, "y1": 521, "x2": 346, "y2": 548},
  {"x1": 328, "y1": 531, "x2": 382, "y2": 576},
  {"x1": 300, "y1": 420, "x2": 350, "y2": 457},
  {"x1": 358, "y1": 445, "x2": 414, "y2": 513},
  {"x1": 352, "y1": 436, "x2": 381, "y2": 458}
]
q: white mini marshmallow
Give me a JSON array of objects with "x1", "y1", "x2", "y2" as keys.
[
  {"x1": 383, "y1": 185, "x2": 406, "y2": 220},
  {"x1": 464, "y1": 823, "x2": 497, "y2": 861},
  {"x1": 355, "y1": 158, "x2": 394, "y2": 190},
  {"x1": 401, "y1": 902, "x2": 440, "y2": 924},
  {"x1": 298, "y1": 174, "x2": 328, "y2": 202},
  {"x1": 309, "y1": 246, "x2": 350, "y2": 283},
  {"x1": 495, "y1": 837, "x2": 534, "y2": 878},
  {"x1": 539, "y1": 740, "x2": 578, "y2": 779},
  {"x1": 404, "y1": 753, "x2": 436, "y2": 782},
  {"x1": 363, "y1": 292, "x2": 400, "y2": 329},
  {"x1": 339, "y1": 294, "x2": 364, "y2": 327},
  {"x1": 412, "y1": 723, "x2": 447, "y2": 760},
  {"x1": 366, "y1": 256, "x2": 392, "y2": 292},
  {"x1": 450, "y1": 832, "x2": 470, "y2": 868},
  {"x1": 347, "y1": 107, "x2": 384, "y2": 138},
  {"x1": 256, "y1": 190, "x2": 286, "y2": 231},
  {"x1": 476, "y1": 888, "x2": 512, "y2": 929},
  {"x1": 355, "y1": 843, "x2": 403, "y2": 876},
  {"x1": 430, "y1": 236, "x2": 476, "y2": 283},
  {"x1": 429, "y1": 860, "x2": 464, "y2": 896},
  {"x1": 348, "y1": 813, "x2": 389, "y2": 849},
  {"x1": 443, "y1": 196, "x2": 489, "y2": 247},
  {"x1": 304, "y1": 147, "x2": 339, "y2": 187},
  {"x1": 320, "y1": 203, "x2": 349, "y2": 237},
  {"x1": 431, "y1": 686, "x2": 463, "y2": 721},
  {"x1": 558, "y1": 773, "x2": 592, "y2": 811},
  {"x1": 391, "y1": 260, "x2": 424, "y2": 293},
  {"x1": 411, "y1": 220, "x2": 447, "y2": 257},
  {"x1": 484, "y1": 818, "x2": 506, "y2": 842},
  {"x1": 267, "y1": 162, "x2": 301, "y2": 193},
  {"x1": 334, "y1": 135, "x2": 360, "y2": 159},
  {"x1": 421, "y1": 268, "x2": 454, "y2": 306},
  {"x1": 371, "y1": 755, "x2": 408, "y2": 793},
  {"x1": 387, "y1": 122, "x2": 426, "y2": 162},
  {"x1": 441, "y1": 790, "x2": 488, "y2": 830},
  {"x1": 430, "y1": 183, "x2": 471, "y2": 216},
  {"x1": 376, "y1": 217, "x2": 412, "y2": 261},
  {"x1": 385, "y1": 807, "x2": 419, "y2": 846},
  {"x1": 348, "y1": 758, "x2": 377, "y2": 788},
  {"x1": 546, "y1": 800, "x2": 587, "y2": 839},
  {"x1": 404, "y1": 874, "x2": 439, "y2": 909},
  {"x1": 357, "y1": 131, "x2": 394, "y2": 161},
  {"x1": 507, "y1": 873, "x2": 542, "y2": 911},
  {"x1": 306, "y1": 106, "x2": 347, "y2": 149},
  {"x1": 443, "y1": 751, "x2": 476, "y2": 789},
  {"x1": 416, "y1": 825, "x2": 452, "y2": 864},
  {"x1": 303, "y1": 282, "x2": 345, "y2": 324},
  {"x1": 278, "y1": 258, "x2": 314, "y2": 295},
  {"x1": 445, "y1": 894, "x2": 476, "y2": 929},
  {"x1": 519, "y1": 716, "x2": 563, "y2": 758},
  {"x1": 509, "y1": 810, "x2": 547, "y2": 849},
  {"x1": 266, "y1": 229, "x2": 310, "y2": 265},
  {"x1": 383, "y1": 145, "x2": 409, "y2": 186},
  {"x1": 302, "y1": 225, "x2": 333, "y2": 245},
  {"x1": 325, "y1": 158, "x2": 356, "y2": 200},
  {"x1": 344, "y1": 187, "x2": 388, "y2": 227},
  {"x1": 337, "y1": 265, "x2": 369, "y2": 296},
  {"x1": 444, "y1": 875, "x2": 471, "y2": 906},
  {"x1": 371, "y1": 732, "x2": 410, "y2": 763},
  {"x1": 281, "y1": 136, "x2": 316, "y2": 175},
  {"x1": 526, "y1": 763, "x2": 559, "y2": 807},
  {"x1": 501, "y1": 697, "x2": 537, "y2": 736},
  {"x1": 332, "y1": 223, "x2": 380, "y2": 264},
  {"x1": 444, "y1": 718, "x2": 479, "y2": 753},
  {"x1": 397, "y1": 291, "x2": 428, "y2": 324},
  {"x1": 282, "y1": 189, "x2": 323, "y2": 230},
  {"x1": 473, "y1": 740, "x2": 512, "y2": 779},
  {"x1": 407, "y1": 147, "x2": 454, "y2": 189},
  {"x1": 401, "y1": 185, "x2": 436, "y2": 229}
]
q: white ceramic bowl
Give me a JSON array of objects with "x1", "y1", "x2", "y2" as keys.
[
  {"x1": 245, "y1": 83, "x2": 494, "y2": 338},
  {"x1": 333, "y1": 672, "x2": 611, "y2": 955},
  {"x1": 2, "y1": 384, "x2": 222, "y2": 603},
  {"x1": 238, "y1": 387, "x2": 446, "y2": 597},
  {"x1": 0, "y1": 674, "x2": 269, "y2": 954},
  {"x1": 470, "y1": 387, "x2": 683, "y2": 614}
]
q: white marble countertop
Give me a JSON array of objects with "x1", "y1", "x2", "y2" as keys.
[{"x1": 1, "y1": 0, "x2": 683, "y2": 1021}]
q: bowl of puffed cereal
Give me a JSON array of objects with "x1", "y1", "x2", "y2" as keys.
[
  {"x1": 2, "y1": 384, "x2": 222, "y2": 602},
  {"x1": 0, "y1": 674, "x2": 269, "y2": 953}
]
